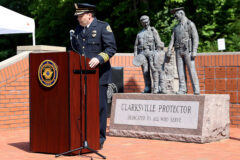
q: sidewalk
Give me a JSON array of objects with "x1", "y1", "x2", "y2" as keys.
[{"x1": 0, "y1": 126, "x2": 240, "y2": 160}]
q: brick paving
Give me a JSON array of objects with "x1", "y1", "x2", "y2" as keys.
[{"x1": 0, "y1": 126, "x2": 240, "y2": 160}]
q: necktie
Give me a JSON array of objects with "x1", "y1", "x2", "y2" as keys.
[{"x1": 83, "y1": 27, "x2": 86, "y2": 34}]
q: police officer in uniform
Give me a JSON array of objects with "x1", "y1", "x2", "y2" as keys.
[
  {"x1": 72, "y1": 3, "x2": 117, "y2": 148},
  {"x1": 166, "y1": 7, "x2": 200, "y2": 95}
]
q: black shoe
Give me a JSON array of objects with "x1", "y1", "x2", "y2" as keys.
[{"x1": 143, "y1": 86, "x2": 151, "y2": 93}]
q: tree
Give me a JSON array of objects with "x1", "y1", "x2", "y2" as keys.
[{"x1": 1, "y1": 0, "x2": 240, "y2": 62}]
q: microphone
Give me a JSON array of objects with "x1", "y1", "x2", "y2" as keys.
[
  {"x1": 69, "y1": 29, "x2": 79, "y2": 54},
  {"x1": 70, "y1": 29, "x2": 75, "y2": 40}
]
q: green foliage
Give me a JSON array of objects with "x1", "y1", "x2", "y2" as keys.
[
  {"x1": 29, "y1": 0, "x2": 77, "y2": 46},
  {"x1": 1, "y1": 0, "x2": 240, "y2": 62},
  {"x1": 0, "y1": 49, "x2": 15, "y2": 62}
]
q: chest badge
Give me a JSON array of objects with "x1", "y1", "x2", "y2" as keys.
[{"x1": 92, "y1": 30, "x2": 97, "y2": 37}]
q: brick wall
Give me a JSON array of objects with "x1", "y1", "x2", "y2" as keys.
[
  {"x1": 0, "y1": 57, "x2": 29, "y2": 129},
  {"x1": 194, "y1": 54, "x2": 240, "y2": 128},
  {"x1": 110, "y1": 54, "x2": 144, "y2": 93},
  {"x1": 111, "y1": 53, "x2": 240, "y2": 128},
  {"x1": 0, "y1": 52, "x2": 240, "y2": 129}
]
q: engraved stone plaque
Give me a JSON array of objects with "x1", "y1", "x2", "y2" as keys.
[
  {"x1": 109, "y1": 93, "x2": 230, "y2": 143},
  {"x1": 114, "y1": 99, "x2": 199, "y2": 129}
]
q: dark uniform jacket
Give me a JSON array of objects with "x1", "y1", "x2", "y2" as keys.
[{"x1": 73, "y1": 18, "x2": 117, "y2": 85}]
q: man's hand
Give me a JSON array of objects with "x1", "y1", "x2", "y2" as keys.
[
  {"x1": 166, "y1": 50, "x2": 172, "y2": 57},
  {"x1": 89, "y1": 57, "x2": 100, "y2": 68},
  {"x1": 156, "y1": 46, "x2": 164, "y2": 52},
  {"x1": 134, "y1": 52, "x2": 137, "y2": 57},
  {"x1": 191, "y1": 52, "x2": 197, "y2": 60},
  {"x1": 165, "y1": 51, "x2": 171, "y2": 63}
]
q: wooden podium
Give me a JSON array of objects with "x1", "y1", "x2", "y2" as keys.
[{"x1": 29, "y1": 51, "x2": 100, "y2": 154}]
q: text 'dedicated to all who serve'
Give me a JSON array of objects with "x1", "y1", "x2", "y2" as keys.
[{"x1": 114, "y1": 99, "x2": 199, "y2": 129}]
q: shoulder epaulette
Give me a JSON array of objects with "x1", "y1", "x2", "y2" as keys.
[
  {"x1": 151, "y1": 27, "x2": 157, "y2": 32},
  {"x1": 187, "y1": 19, "x2": 192, "y2": 25},
  {"x1": 97, "y1": 20, "x2": 107, "y2": 24}
]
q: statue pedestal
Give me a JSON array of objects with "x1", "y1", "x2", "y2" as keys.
[{"x1": 109, "y1": 93, "x2": 230, "y2": 143}]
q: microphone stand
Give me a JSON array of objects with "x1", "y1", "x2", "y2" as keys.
[{"x1": 56, "y1": 32, "x2": 106, "y2": 159}]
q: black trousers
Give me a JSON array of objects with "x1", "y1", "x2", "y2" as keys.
[{"x1": 99, "y1": 84, "x2": 108, "y2": 144}]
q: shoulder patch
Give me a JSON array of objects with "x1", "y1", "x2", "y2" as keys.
[{"x1": 106, "y1": 25, "x2": 112, "y2": 32}]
